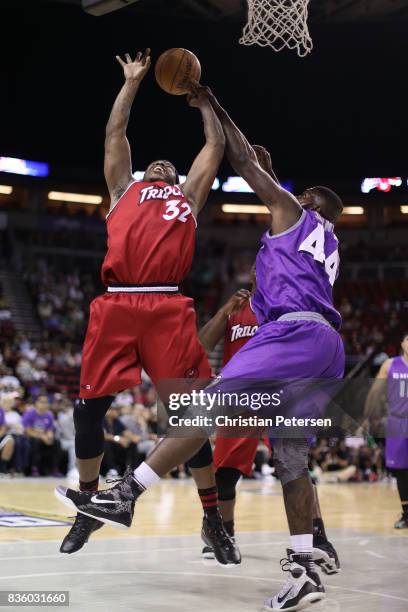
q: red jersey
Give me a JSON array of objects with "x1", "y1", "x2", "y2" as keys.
[
  {"x1": 101, "y1": 181, "x2": 196, "y2": 286},
  {"x1": 222, "y1": 300, "x2": 258, "y2": 366}
]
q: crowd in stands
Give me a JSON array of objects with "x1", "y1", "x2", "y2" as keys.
[{"x1": 0, "y1": 384, "x2": 158, "y2": 480}]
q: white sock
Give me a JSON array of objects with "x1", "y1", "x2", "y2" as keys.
[
  {"x1": 290, "y1": 533, "x2": 313, "y2": 554},
  {"x1": 133, "y1": 462, "x2": 160, "y2": 490}
]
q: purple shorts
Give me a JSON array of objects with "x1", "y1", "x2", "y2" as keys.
[
  {"x1": 210, "y1": 319, "x2": 345, "y2": 429},
  {"x1": 220, "y1": 318, "x2": 344, "y2": 380}
]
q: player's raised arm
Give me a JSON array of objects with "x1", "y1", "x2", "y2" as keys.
[
  {"x1": 180, "y1": 82, "x2": 225, "y2": 217},
  {"x1": 252, "y1": 145, "x2": 280, "y2": 185},
  {"x1": 199, "y1": 289, "x2": 250, "y2": 353},
  {"x1": 206, "y1": 90, "x2": 301, "y2": 234},
  {"x1": 104, "y1": 49, "x2": 151, "y2": 206},
  {"x1": 364, "y1": 358, "x2": 391, "y2": 421}
]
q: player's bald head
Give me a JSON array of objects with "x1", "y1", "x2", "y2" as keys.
[{"x1": 298, "y1": 186, "x2": 343, "y2": 224}]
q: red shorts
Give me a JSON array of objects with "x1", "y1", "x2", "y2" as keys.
[
  {"x1": 80, "y1": 292, "x2": 212, "y2": 399},
  {"x1": 213, "y1": 437, "x2": 260, "y2": 477}
]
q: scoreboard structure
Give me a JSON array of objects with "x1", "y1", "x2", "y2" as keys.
[{"x1": 82, "y1": 0, "x2": 141, "y2": 16}]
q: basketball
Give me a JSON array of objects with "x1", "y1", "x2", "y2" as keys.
[{"x1": 155, "y1": 48, "x2": 201, "y2": 95}]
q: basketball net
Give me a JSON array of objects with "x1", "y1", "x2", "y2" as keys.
[{"x1": 239, "y1": 0, "x2": 313, "y2": 57}]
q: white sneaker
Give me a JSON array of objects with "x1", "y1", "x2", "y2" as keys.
[{"x1": 264, "y1": 551, "x2": 325, "y2": 611}]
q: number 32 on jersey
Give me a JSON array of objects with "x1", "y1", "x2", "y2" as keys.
[
  {"x1": 298, "y1": 224, "x2": 340, "y2": 286},
  {"x1": 162, "y1": 199, "x2": 192, "y2": 223}
]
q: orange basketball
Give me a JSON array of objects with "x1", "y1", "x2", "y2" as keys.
[{"x1": 155, "y1": 48, "x2": 201, "y2": 96}]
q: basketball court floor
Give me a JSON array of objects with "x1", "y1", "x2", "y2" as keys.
[{"x1": 1, "y1": 477, "x2": 407, "y2": 611}]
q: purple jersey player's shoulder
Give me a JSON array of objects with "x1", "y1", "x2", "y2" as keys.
[{"x1": 252, "y1": 209, "x2": 342, "y2": 329}]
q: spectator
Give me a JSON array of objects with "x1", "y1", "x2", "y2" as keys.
[
  {"x1": 119, "y1": 404, "x2": 156, "y2": 462},
  {"x1": 0, "y1": 403, "x2": 14, "y2": 475},
  {"x1": 102, "y1": 406, "x2": 139, "y2": 477},
  {"x1": 1, "y1": 394, "x2": 28, "y2": 475},
  {"x1": 311, "y1": 439, "x2": 357, "y2": 483},
  {"x1": 55, "y1": 399, "x2": 77, "y2": 480},
  {"x1": 22, "y1": 394, "x2": 61, "y2": 476}
]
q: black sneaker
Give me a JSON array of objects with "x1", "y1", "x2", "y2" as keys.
[
  {"x1": 54, "y1": 466, "x2": 142, "y2": 529},
  {"x1": 394, "y1": 514, "x2": 408, "y2": 529},
  {"x1": 264, "y1": 550, "x2": 325, "y2": 611},
  {"x1": 313, "y1": 535, "x2": 340, "y2": 574},
  {"x1": 201, "y1": 513, "x2": 241, "y2": 566},
  {"x1": 202, "y1": 545, "x2": 215, "y2": 560},
  {"x1": 60, "y1": 513, "x2": 103, "y2": 555}
]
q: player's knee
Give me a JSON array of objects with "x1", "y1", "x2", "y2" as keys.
[
  {"x1": 188, "y1": 440, "x2": 213, "y2": 469},
  {"x1": 74, "y1": 396, "x2": 113, "y2": 460},
  {"x1": 216, "y1": 467, "x2": 241, "y2": 501},
  {"x1": 273, "y1": 438, "x2": 309, "y2": 486}
]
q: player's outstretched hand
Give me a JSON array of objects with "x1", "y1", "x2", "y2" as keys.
[
  {"x1": 187, "y1": 80, "x2": 212, "y2": 108},
  {"x1": 222, "y1": 289, "x2": 251, "y2": 316},
  {"x1": 116, "y1": 49, "x2": 151, "y2": 82},
  {"x1": 252, "y1": 145, "x2": 273, "y2": 174}
]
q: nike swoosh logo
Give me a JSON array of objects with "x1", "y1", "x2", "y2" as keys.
[
  {"x1": 277, "y1": 587, "x2": 293, "y2": 604},
  {"x1": 90, "y1": 495, "x2": 121, "y2": 505}
]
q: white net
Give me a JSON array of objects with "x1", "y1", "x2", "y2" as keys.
[{"x1": 239, "y1": 0, "x2": 313, "y2": 57}]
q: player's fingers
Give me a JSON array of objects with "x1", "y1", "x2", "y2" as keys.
[
  {"x1": 135, "y1": 52, "x2": 142, "y2": 62},
  {"x1": 116, "y1": 55, "x2": 126, "y2": 67},
  {"x1": 189, "y1": 79, "x2": 200, "y2": 92},
  {"x1": 143, "y1": 48, "x2": 151, "y2": 62},
  {"x1": 125, "y1": 53, "x2": 132, "y2": 63},
  {"x1": 144, "y1": 55, "x2": 151, "y2": 68}
]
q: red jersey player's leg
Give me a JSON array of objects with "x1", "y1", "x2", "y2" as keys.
[
  {"x1": 80, "y1": 294, "x2": 142, "y2": 399},
  {"x1": 138, "y1": 293, "x2": 212, "y2": 385}
]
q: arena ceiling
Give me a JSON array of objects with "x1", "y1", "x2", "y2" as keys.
[{"x1": 52, "y1": 0, "x2": 408, "y2": 21}]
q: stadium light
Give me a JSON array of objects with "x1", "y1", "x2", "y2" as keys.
[
  {"x1": 222, "y1": 177, "x2": 254, "y2": 193},
  {"x1": 400, "y1": 206, "x2": 408, "y2": 214},
  {"x1": 0, "y1": 156, "x2": 49, "y2": 177},
  {"x1": 361, "y1": 177, "x2": 402, "y2": 194},
  {"x1": 222, "y1": 176, "x2": 293, "y2": 193},
  {"x1": 0, "y1": 185, "x2": 13, "y2": 195},
  {"x1": 48, "y1": 191, "x2": 103, "y2": 205},
  {"x1": 222, "y1": 204, "x2": 269, "y2": 214},
  {"x1": 343, "y1": 206, "x2": 365, "y2": 215}
]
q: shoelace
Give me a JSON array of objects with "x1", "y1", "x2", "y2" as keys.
[
  {"x1": 105, "y1": 476, "x2": 123, "y2": 485},
  {"x1": 275, "y1": 558, "x2": 297, "y2": 599},
  {"x1": 280, "y1": 558, "x2": 292, "y2": 573},
  {"x1": 208, "y1": 519, "x2": 234, "y2": 548}
]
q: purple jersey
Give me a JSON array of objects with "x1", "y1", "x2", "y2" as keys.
[
  {"x1": 252, "y1": 209, "x2": 341, "y2": 329},
  {"x1": 22, "y1": 408, "x2": 54, "y2": 433},
  {"x1": 385, "y1": 357, "x2": 408, "y2": 468},
  {"x1": 387, "y1": 357, "x2": 408, "y2": 419},
  {"x1": 0, "y1": 407, "x2": 4, "y2": 428}
]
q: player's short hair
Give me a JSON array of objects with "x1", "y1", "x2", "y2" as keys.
[{"x1": 314, "y1": 186, "x2": 343, "y2": 221}]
